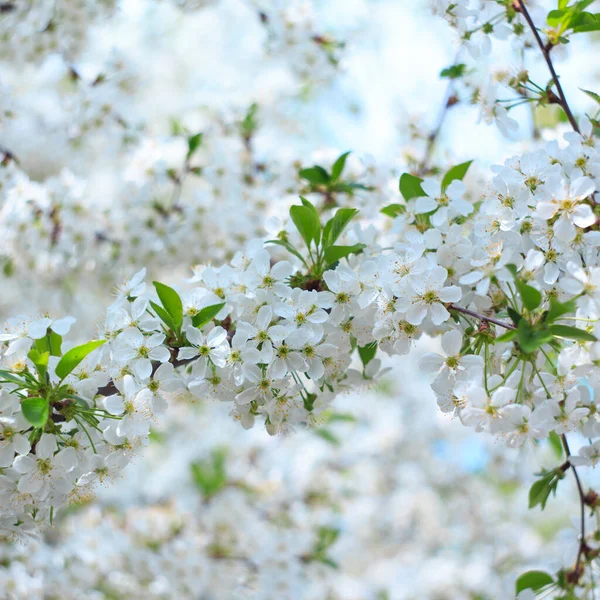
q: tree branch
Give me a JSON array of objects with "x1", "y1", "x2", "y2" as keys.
[
  {"x1": 417, "y1": 50, "x2": 462, "y2": 176},
  {"x1": 448, "y1": 304, "x2": 517, "y2": 330},
  {"x1": 562, "y1": 434, "x2": 588, "y2": 579},
  {"x1": 516, "y1": 0, "x2": 580, "y2": 134}
]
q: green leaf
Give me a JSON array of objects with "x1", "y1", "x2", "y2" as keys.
[
  {"x1": 150, "y1": 300, "x2": 176, "y2": 331},
  {"x1": 516, "y1": 570, "x2": 554, "y2": 594},
  {"x1": 441, "y1": 160, "x2": 473, "y2": 191},
  {"x1": 581, "y1": 88, "x2": 600, "y2": 105},
  {"x1": 518, "y1": 321, "x2": 553, "y2": 354},
  {"x1": 399, "y1": 173, "x2": 425, "y2": 201},
  {"x1": 299, "y1": 166, "x2": 330, "y2": 185},
  {"x1": 21, "y1": 397, "x2": 49, "y2": 428},
  {"x1": 27, "y1": 349, "x2": 49, "y2": 381},
  {"x1": 572, "y1": 16, "x2": 600, "y2": 32},
  {"x1": 507, "y1": 307, "x2": 522, "y2": 326},
  {"x1": 192, "y1": 303, "x2": 226, "y2": 329},
  {"x1": 314, "y1": 428, "x2": 341, "y2": 446},
  {"x1": 549, "y1": 324, "x2": 597, "y2": 342},
  {"x1": 265, "y1": 239, "x2": 309, "y2": 268},
  {"x1": 515, "y1": 280, "x2": 543, "y2": 312},
  {"x1": 34, "y1": 331, "x2": 63, "y2": 357},
  {"x1": 495, "y1": 329, "x2": 517, "y2": 343},
  {"x1": 290, "y1": 205, "x2": 321, "y2": 249},
  {"x1": 322, "y1": 208, "x2": 359, "y2": 248},
  {"x1": 187, "y1": 132, "x2": 203, "y2": 160},
  {"x1": 299, "y1": 197, "x2": 321, "y2": 245},
  {"x1": 440, "y1": 63, "x2": 467, "y2": 79},
  {"x1": 324, "y1": 244, "x2": 366, "y2": 265},
  {"x1": 380, "y1": 203, "x2": 406, "y2": 218},
  {"x1": 153, "y1": 282, "x2": 183, "y2": 330},
  {"x1": 240, "y1": 103, "x2": 259, "y2": 140},
  {"x1": 528, "y1": 475, "x2": 554, "y2": 510},
  {"x1": 0, "y1": 370, "x2": 34, "y2": 389},
  {"x1": 548, "y1": 431, "x2": 563, "y2": 459},
  {"x1": 55, "y1": 340, "x2": 106, "y2": 381},
  {"x1": 545, "y1": 297, "x2": 576, "y2": 323},
  {"x1": 358, "y1": 342, "x2": 377, "y2": 366},
  {"x1": 547, "y1": 8, "x2": 566, "y2": 27},
  {"x1": 331, "y1": 151, "x2": 351, "y2": 181},
  {"x1": 191, "y1": 448, "x2": 228, "y2": 500}
]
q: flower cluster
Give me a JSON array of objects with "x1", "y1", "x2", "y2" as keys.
[{"x1": 1, "y1": 120, "x2": 599, "y2": 549}]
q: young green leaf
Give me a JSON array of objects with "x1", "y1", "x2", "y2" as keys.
[
  {"x1": 190, "y1": 448, "x2": 228, "y2": 500},
  {"x1": 0, "y1": 370, "x2": 34, "y2": 389},
  {"x1": 358, "y1": 342, "x2": 377, "y2": 366},
  {"x1": 150, "y1": 300, "x2": 176, "y2": 331},
  {"x1": 153, "y1": 282, "x2": 183, "y2": 330},
  {"x1": 331, "y1": 151, "x2": 351, "y2": 181},
  {"x1": 507, "y1": 306, "x2": 522, "y2": 326},
  {"x1": 581, "y1": 88, "x2": 600, "y2": 105},
  {"x1": 549, "y1": 324, "x2": 597, "y2": 342},
  {"x1": 55, "y1": 340, "x2": 106, "y2": 381},
  {"x1": 324, "y1": 244, "x2": 366, "y2": 266},
  {"x1": 441, "y1": 160, "x2": 473, "y2": 191},
  {"x1": 314, "y1": 428, "x2": 341, "y2": 446},
  {"x1": 27, "y1": 349, "x2": 49, "y2": 381},
  {"x1": 290, "y1": 204, "x2": 321, "y2": 248},
  {"x1": 34, "y1": 331, "x2": 63, "y2": 357},
  {"x1": 299, "y1": 166, "x2": 330, "y2": 185},
  {"x1": 518, "y1": 321, "x2": 553, "y2": 354},
  {"x1": 322, "y1": 208, "x2": 359, "y2": 248},
  {"x1": 528, "y1": 474, "x2": 555, "y2": 510},
  {"x1": 21, "y1": 397, "x2": 49, "y2": 428},
  {"x1": 380, "y1": 204, "x2": 406, "y2": 218},
  {"x1": 440, "y1": 63, "x2": 467, "y2": 79},
  {"x1": 299, "y1": 197, "x2": 321, "y2": 245},
  {"x1": 192, "y1": 303, "x2": 226, "y2": 329},
  {"x1": 186, "y1": 132, "x2": 203, "y2": 160},
  {"x1": 515, "y1": 280, "x2": 542, "y2": 312},
  {"x1": 572, "y1": 20, "x2": 600, "y2": 33},
  {"x1": 495, "y1": 329, "x2": 517, "y2": 343},
  {"x1": 515, "y1": 570, "x2": 554, "y2": 594},
  {"x1": 545, "y1": 297, "x2": 576, "y2": 323},
  {"x1": 548, "y1": 431, "x2": 563, "y2": 459},
  {"x1": 399, "y1": 173, "x2": 425, "y2": 201},
  {"x1": 547, "y1": 8, "x2": 567, "y2": 27}
]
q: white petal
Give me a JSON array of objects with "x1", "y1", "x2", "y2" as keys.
[
  {"x1": 419, "y1": 353, "x2": 445, "y2": 373},
  {"x1": 442, "y1": 329, "x2": 462, "y2": 356}
]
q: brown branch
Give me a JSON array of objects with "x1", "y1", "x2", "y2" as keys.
[
  {"x1": 562, "y1": 434, "x2": 588, "y2": 579},
  {"x1": 447, "y1": 304, "x2": 517, "y2": 330},
  {"x1": 417, "y1": 50, "x2": 462, "y2": 176},
  {"x1": 516, "y1": 0, "x2": 580, "y2": 134}
]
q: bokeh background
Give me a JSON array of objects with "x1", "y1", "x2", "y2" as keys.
[{"x1": 1, "y1": 0, "x2": 599, "y2": 597}]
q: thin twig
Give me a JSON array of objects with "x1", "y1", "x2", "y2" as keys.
[
  {"x1": 516, "y1": 0, "x2": 580, "y2": 133},
  {"x1": 448, "y1": 304, "x2": 517, "y2": 330},
  {"x1": 417, "y1": 50, "x2": 462, "y2": 176},
  {"x1": 562, "y1": 434, "x2": 588, "y2": 574}
]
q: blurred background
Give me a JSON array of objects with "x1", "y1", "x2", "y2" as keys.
[{"x1": 1, "y1": 0, "x2": 598, "y2": 597}]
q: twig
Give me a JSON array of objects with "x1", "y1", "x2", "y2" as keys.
[
  {"x1": 516, "y1": 0, "x2": 580, "y2": 134},
  {"x1": 417, "y1": 50, "x2": 462, "y2": 176},
  {"x1": 448, "y1": 304, "x2": 517, "y2": 330},
  {"x1": 562, "y1": 434, "x2": 588, "y2": 576}
]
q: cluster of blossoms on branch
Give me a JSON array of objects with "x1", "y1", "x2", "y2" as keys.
[{"x1": 0, "y1": 120, "x2": 598, "y2": 551}]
